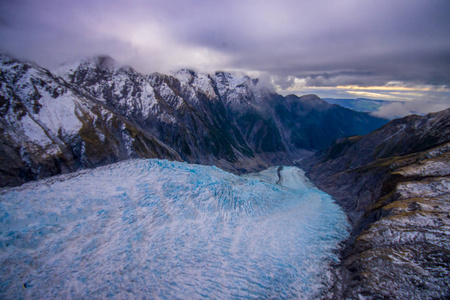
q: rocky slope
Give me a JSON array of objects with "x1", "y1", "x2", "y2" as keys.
[
  {"x1": 300, "y1": 108, "x2": 450, "y2": 299},
  {"x1": 1, "y1": 54, "x2": 387, "y2": 187},
  {"x1": 0, "y1": 54, "x2": 181, "y2": 187}
]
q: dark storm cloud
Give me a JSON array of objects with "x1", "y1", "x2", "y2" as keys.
[{"x1": 1, "y1": 0, "x2": 450, "y2": 89}]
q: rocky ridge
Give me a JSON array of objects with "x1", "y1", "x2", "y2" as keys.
[{"x1": 300, "y1": 108, "x2": 450, "y2": 299}]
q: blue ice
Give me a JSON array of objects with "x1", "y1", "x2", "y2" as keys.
[{"x1": 0, "y1": 159, "x2": 348, "y2": 299}]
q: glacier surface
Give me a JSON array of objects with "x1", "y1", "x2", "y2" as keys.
[{"x1": 0, "y1": 159, "x2": 348, "y2": 299}]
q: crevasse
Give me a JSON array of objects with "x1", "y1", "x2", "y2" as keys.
[{"x1": 0, "y1": 159, "x2": 348, "y2": 299}]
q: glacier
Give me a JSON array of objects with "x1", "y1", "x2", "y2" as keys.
[{"x1": 0, "y1": 159, "x2": 348, "y2": 299}]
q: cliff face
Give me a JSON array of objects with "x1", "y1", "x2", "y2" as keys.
[{"x1": 300, "y1": 108, "x2": 450, "y2": 299}]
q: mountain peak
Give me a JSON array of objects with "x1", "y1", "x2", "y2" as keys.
[
  {"x1": 53, "y1": 55, "x2": 120, "y2": 77},
  {"x1": 214, "y1": 71, "x2": 252, "y2": 88},
  {"x1": 295, "y1": 94, "x2": 333, "y2": 109},
  {"x1": 0, "y1": 53, "x2": 15, "y2": 64},
  {"x1": 299, "y1": 94, "x2": 321, "y2": 100},
  {"x1": 174, "y1": 68, "x2": 197, "y2": 84},
  {"x1": 75, "y1": 55, "x2": 118, "y2": 71},
  {"x1": 94, "y1": 55, "x2": 115, "y2": 68}
]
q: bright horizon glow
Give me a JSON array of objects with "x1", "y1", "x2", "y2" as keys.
[{"x1": 336, "y1": 84, "x2": 450, "y2": 92}]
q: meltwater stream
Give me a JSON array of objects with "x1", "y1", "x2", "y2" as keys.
[{"x1": 0, "y1": 159, "x2": 348, "y2": 299}]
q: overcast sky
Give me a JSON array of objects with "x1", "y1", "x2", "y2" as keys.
[{"x1": 1, "y1": 0, "x2": 449, "y2": 116}]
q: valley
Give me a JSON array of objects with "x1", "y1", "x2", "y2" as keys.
[{"x1": 1, "y1": 53, "x2": 449, "y2": 299}]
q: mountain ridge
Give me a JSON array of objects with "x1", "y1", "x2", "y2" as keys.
[
  {"x1": 300, "y1": 108, "x2": 450, "y2": 298},
  {"x1": 0, "y1": 53, "x2": 387, "y2": 187}
]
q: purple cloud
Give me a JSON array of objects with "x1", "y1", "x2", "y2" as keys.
[{"x1": 1, "y1": 0, "x2": 449, "y2": 91}]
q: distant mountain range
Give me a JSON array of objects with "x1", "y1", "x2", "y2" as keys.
[
  {"x1": 323, "y1": 98, "x2": 395, "y2": 113},
  {"x1": 0, "y1": 54, "x2": 387, "y2": 186}
]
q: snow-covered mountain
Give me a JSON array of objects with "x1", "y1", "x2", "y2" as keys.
[
  {"x1": 0, "y1": 53, "x2": 387, "y2": 186},
  {"x1": 0, "y1": 159, "x2": 348, "y2": 299},
  {"x1": 0, "y1": 54, "x2": 181, "y2": 187}
]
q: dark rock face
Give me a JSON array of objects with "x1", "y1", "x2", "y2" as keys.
[
  {"x1": 300, "y1": 108, "x2": 450, "y2": 299},
  {"x1": 0, "y1": 54, "x2": 387, "y2": 187},
  {"x1": 272, "y1": 94, "x2": 387, "y2": 150}
]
